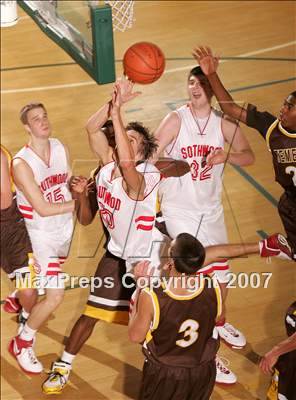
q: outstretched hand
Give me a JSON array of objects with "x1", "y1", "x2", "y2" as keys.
[
  {"x1": 117, "y1": 76, "x2": 142, "y2": 104},
  {"x1": 192, "y1": 46, "x2": 219, "y2": 76}
]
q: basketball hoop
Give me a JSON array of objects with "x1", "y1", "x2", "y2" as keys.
[
  {"x1": 91, "y1": 0, "x2": 134, "y2": 32},
  {"x1": 1, "y1": 0, "x2": 18, "y2": 27}
]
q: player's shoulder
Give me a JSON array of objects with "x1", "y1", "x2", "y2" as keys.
[
  {"x1": 99, "y1": 160, "x2": 115, "y2": 175},
  {"x1": 49, "y1": 137, "x2": 65, "y2": 149},
  {"x1": 136, "y1": 161, "x2": 160, "y2": 174}
]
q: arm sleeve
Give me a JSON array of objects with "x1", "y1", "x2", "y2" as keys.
[{"x1": 246, "y1": 103, "x2": 277, "y2": 138}]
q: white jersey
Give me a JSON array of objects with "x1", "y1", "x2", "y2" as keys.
[
  {"x1": 159, "y1": 105, "x2": 225, "y2": 215},
  {"x1": 14, "y1": 138, "x2": 73, "y2": 235},
  {"x1": 96, "y1": 161, "x2": 163, "y2": 265}
]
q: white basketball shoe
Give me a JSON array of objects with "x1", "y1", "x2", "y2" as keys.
[
  {"x1": 42, "y1": 360, "x2": 71, "y2": 394},
  {"x1": 8, "y1": 336, "x2": 43, "y2": 374},
  {"x1": 215, "y1": 356, "x2": 237, "y2": 384},
  {"x1": 216, "y1": 322, "x2": 246, "y2": 349}
]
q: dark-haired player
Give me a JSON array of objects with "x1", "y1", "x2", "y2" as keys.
[
  {"x1": 129, "y1": 233, "x2": 292, "y2": 400},
  {"x1": 153, "y1": 63, "x2": 255, "y2": 383},
  {"x1": 194, "y1": 46, "x2": 296, "y2": 262},
  {"x1": 260, "y1": 301, "x2": 296, "y2": 400},
  {"x1": 43, "y1": 78, "x2": 188, "y2": 394}
]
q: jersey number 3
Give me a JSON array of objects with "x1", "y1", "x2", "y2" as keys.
[{"x1": 176, "y1": 319, "x2": 199, "y2": 348}]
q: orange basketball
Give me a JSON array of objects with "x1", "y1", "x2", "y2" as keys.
[{"x1": 123, "y1": 42, "x2": 165, "y2": 84}]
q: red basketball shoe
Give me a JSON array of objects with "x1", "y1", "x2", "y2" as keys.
[
  {"x1": 3, "y1": 294, "x2": 21, "y2": 313},
  {"x1": 259, "y1": 234, "x2": 292, "y2": 260}
]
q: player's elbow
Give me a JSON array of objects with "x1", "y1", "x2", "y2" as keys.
[
  {"x1": 36, "y1": 207, "x2": 52, "y2": 217},
  {"x1": 119, "y1": 160, "x2": 135, "y2": 171},
  {"x1": 241, "y1": 149, "x2": 255, "y2": 166},
  {"x1": 128, "y1": 329, "x2": 145, "y2": 344}
]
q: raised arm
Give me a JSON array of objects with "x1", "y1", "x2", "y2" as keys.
[
  {"x1": 86, "y1": 77, "x2": 141, "y2": 165},
  {"x1": 152, "y1": 111, "x2": 181, "y2": 161},
  {"x1": 86, "y1": 101, "x2": 114, "y2": 165},
  {"x1": 203, "y1": 242, "x2": 259, "y2": 266},
  {"x1": 12, "y1": 158, "x2": 75, "y2": 217},
  {"x1": 111, "y1": 82, "x2": 146, "y2": 199},
  {"x1": 193, "y1": 46, "x2": 248, "y2": 123}
]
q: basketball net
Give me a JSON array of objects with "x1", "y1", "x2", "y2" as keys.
[
  {"x1": 92, "y1": 0, "x2": 134, "y2": 32},
  {"x1": 0, "y1": 0, "x2": 18, "y2": 27}
]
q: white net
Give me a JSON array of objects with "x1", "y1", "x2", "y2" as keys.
[
  {"x1": 105, "y1": 1, "x2": 134, "y2": 32},
  {"x1": 90, "y1": 0, "x2": 134, "y2": 32}
]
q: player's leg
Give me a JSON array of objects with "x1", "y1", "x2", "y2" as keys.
[
  {"x1": 2, "y1": 203, "x2": 38, "y2": 316},
  {"x1": 42, "y1": 252, "x2": 134, "y2": 394},
  {"x1": 9, "y1": 232, "x2": 66, "y2": 374},
  {"x1": 278, "y1": 192, "x2": 296, "y2": 261}
]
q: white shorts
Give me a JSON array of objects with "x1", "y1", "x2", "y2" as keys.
[
  {"x1": 163, "y1": 206, "x2": 230, "y2": 283},
  {"x1": 28, "y1": 227, "x2": 72, "y2": 289}
]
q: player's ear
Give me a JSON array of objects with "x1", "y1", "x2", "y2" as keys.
[{"x1": 24, "y1": 124, "x2": 31, "y2": 134}]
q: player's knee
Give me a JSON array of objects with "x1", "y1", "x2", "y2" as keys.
[
  {"x1": 19, "y1": 288, "x2": 38, "y2": 301},
  {"x1": 45, "y1": 290, "x2": 64, "y2": 309},
  {"x1": 18, "y1": 288, "x2": 38, "y2": 310}
]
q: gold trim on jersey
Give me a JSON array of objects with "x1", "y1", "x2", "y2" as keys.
[
  {"x1": 161, "y1": 276, "x2": 205, "y2": 300},
  {"x1": 156, "y1": 193, "x2": 161, "y2": 213},
  {"x1": 266, "y1": 368, "x2": 279, "y2": 400},
  {"x1": 83, "y1": 305, "x2": 129, "y2": 325},
  {"x1": 265, "y1": 119, "x2": 279, "y2": 151},
  {"x1": 278, "y1": 121, "x2": 296, "y2": 138},
  {"x1": 16, "y1": 253, "x2": 36, "y2": 290},
  {"x1": 143, "y1": 287, "x2": 160, "y2": 344},
  {"x1": 266, "y1": 119, "x2": 296, "y2": 151},
  {"x1": 212, "y1": 275, "x2": 223, "y2": 319},
  {"x1": 1, "y1": 144, "x2": 15, "y2": 192}
]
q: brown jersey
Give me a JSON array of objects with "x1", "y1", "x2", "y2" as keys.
[
  {"x1": 246, "y1": 104, "x2": 296, "y2": 196},
  {"x1": 143, "y1": 276, "x2": 222, "y2": 368}
]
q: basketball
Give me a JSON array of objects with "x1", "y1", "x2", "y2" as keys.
[{"x1": 123, "y1": 42, "x2": 165, "y2": 84}]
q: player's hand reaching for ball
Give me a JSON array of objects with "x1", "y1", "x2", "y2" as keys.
[
  {"x1": 192, "y1": 46, "x2": 219, "y2": 76},
  {"x1": 117, "y1": 76, "x2": 141, "y2": 104}
]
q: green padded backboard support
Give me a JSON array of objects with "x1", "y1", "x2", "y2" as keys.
[{"x1": 17, "y1": 1, "x2": 116, "y2": 84}]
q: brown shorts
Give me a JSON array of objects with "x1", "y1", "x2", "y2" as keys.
[
  {"x1": 278, "y1": 192, "x2": 296, "y2": 260},
  {"x1": 0, "y1": 199, "x2": 33, "y2": 279},
  {"x1": 267, "y1": 351, "x2": 296, "y2": 400},
  {"x1": 83, "y1": 251, "x2": 135, "y2": 325},
  {"x1": 139, "y1": 358, "x2": 216, "y2": 400}
]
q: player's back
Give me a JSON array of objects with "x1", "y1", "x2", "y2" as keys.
[{"x1": 143, "y1": 275, "x2": 222, "y2": 368}]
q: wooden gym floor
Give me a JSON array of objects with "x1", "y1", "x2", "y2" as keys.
[{"x1": 1, "y1": 1, "x2": 295, "y2": 399}]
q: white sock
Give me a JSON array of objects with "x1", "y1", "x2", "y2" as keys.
[
  {"x1": 61, "y1": 351, "x2": 76, "y2": 365},
  {"x1": 20, "y1": 309, "x2": 30, "y2": 319},
  {"x1": 11, "y1": 290, "x2": 18, "y2": 298},
  {"x1": 19, "y1": 323, "x2": 37, "y2": 341}
]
